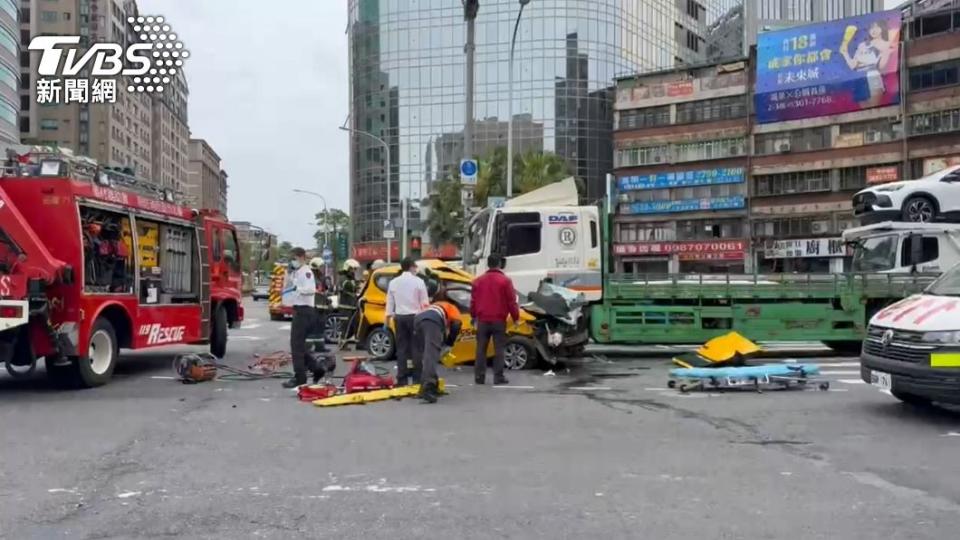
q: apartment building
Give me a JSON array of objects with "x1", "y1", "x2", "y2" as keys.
[
  {"x1": 752, "y1": 5, "x2": 960, "y2": 273},
  {"x1": 612, "y1": 3, "x2": 960, "y2": 274},
  {"x1": 0, "y1": 0, "x2": 17, "y2": 145},
  {"x1": 151, "y1": 68, "x2": 188, "y2": 193},
  {"x1": 186, "y1": 138, "x2": 227, "y2": 214},
  {"x1": 612, "y1": 60, "x2": 751, "y2": 274}
]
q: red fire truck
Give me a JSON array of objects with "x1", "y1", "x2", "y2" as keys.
[{"x1": 0, "y1": 147, "x2": 244, "y2": 387}]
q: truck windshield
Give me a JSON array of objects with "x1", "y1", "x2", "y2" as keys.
[
  {"x1": 464, "y1": 209, "x2": 490, "y2": 265},
  {"x1": 851, "y1": 235, "x2": 898, "y2": 272},
  {"x1": 927, "y1": 266, "x2": 960, "y2": 297}
]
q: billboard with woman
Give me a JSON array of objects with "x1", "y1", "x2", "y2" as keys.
[{"x1": 755, "y1": 11, "x2": 902, "y2": 124}]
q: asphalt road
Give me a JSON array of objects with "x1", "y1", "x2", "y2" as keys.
[{"x1": 2, "y1": 300, "x2": 960, "y2": 539}]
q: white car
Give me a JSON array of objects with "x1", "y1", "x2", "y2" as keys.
[{"x1": 853, "y1": 165, "x2": 960, "y2": 224}]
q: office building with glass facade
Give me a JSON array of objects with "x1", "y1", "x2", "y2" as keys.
[
  {"x1": 346, "y1": 0, "x2": 742, "y2": 261},
  {"x1": 0, "y1": 0, "x2": 17, "y2": 145}
]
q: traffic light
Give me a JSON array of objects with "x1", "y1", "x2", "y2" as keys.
[
  {"x1": 410, "y1": 235, "x2": 422, "y2": 259},
  {"x1": 464, "y1": 0, "x2": 478, "y2": 19}
]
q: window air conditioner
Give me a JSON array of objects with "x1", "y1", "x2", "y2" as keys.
[
  {"x1": 777, "y1": 141, "x2": 791, "y2": 153},
  {"x1": 864, "y1": 131, "x2": 881, "y2": 143},
  {"x1": 811, "y1": 221, "x2": 829, "y2": 234}
]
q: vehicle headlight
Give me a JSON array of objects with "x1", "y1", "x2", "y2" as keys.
[
  {"x1": 875, "y1": 185, "x2": 905, "y2": 192},
  {"x1": 921, "y1": 331, "x2": 960, "y2": 344}
]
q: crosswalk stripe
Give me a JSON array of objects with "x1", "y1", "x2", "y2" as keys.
[
  {"x1": 838, "y1": 379, "x2": 866, "y2": 385},
  {"x1": 819, "y1": 370, "x2": 861, "y2": 375}
]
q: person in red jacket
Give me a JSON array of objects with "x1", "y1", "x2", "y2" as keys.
[{"x1": 470, "y1": 254, "x2": 520, "y2": 385}]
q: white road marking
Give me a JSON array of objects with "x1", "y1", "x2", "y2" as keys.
[
  {"x1": 823, "y1": 362, "x2": 861, "y2": 367},
  {"x1": 48, "y1": 488, "x2": 77, "y2": 494},
  {"x1": 493, "y1": 385, "x2": 535, "y2": 390},
  {"x1": 117, "y1": 491, "x2": 142, "y2": 499},
  {"x1": 838, "y1": 379, "x2": 866, "y2": 385},
  {"x1": 942, "y1": 432, "x2": 960, "y2": 437},
  {"x1": 279, "y1": 324, "x2": 291, "y2": 331},
  {"x1": 231, "y1": 336, "x2": 264, "y2": 341},
  {"x1": 819, "y1": 370, "x2": 861, "y2": 376},
  {"x1": 238, "y1": 323, "x2": 262, "y2": 330},
  {"x1": 151, "y1": 376, "x2": 176, "y2": 380},
  {"x1": 568, "y1": 386, "x2": 613, "y2": 391}
]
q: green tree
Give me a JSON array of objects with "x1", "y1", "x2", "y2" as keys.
[
  {"x1": 425, "y1": 176, "x2": 464, "y2": 248},
  {"x1": 313, "y1": 208, "x2": 351, "y2": 249},
  {"x1": 474, "y1": 149, "x2": 575, "y2": 207}
]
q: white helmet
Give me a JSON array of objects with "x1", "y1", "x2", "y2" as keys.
[
  {"x1": 341, "y1": 259, "x2": 360, "y2": 273},
  {"x1": 309, "y1": 257, "x2": 325, "y2": 270},
  {"x1": 371, "y1": 259, "x2": 386, "y2": 270}
]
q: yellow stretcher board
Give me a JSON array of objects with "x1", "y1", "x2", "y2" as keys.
[{"x1": 313, "y1": 379, "x2": 447, "y2": 407}]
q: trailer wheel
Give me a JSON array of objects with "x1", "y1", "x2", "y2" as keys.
[
  {"x1": 63, "y1": 318, "x2": 119, "y2": 388},
  {"x1": 210, "y1": 305, "x2": 228, "y2": 359}
]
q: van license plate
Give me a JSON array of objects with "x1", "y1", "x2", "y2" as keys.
[{"x1": 870, "y1": 370, "x2": 892, "y2": 391}]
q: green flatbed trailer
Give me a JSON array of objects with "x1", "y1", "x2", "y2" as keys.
[{"x1": 589, "y1": 273, "x2": 937, "y2": 350}]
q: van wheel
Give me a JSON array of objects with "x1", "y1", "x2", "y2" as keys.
[
  {"x1": 504, "y1": 339, "x2": 537, "y2": 370},
  {"x1": 58, "y1": 318, "x2": 119, "y2": 388},
  {"x1": 210, "y1": 305, "x2": 228, "y2": 359},
  {"x1": 365, "y1": 326, "x2": 394, "y2": 361}
]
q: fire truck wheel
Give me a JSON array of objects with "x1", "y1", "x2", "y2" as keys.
[
  {"x1": 210, "y1": 306, "x2": 228, "y2": 359},
  {"x1": 76, "y1": 318, "x2": 119, "y2": 388}
]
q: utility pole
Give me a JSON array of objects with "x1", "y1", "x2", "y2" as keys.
[{"x1": 462, "y1": 0, "x2": 479, "y2": 250}]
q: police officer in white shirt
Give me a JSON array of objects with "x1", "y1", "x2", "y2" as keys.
[
  {"x1": 386, "y1": 258, "x2": 429, "y2": 385},
  {"x1": 283, "y1": 247, "x2": 318, "y2": 388}
]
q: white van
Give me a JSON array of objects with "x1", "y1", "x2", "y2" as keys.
[{"x1": 861, "y1": 263, "x2": 960, "y2": 405}]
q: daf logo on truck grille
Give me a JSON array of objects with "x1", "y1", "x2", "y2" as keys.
[{"x1": 881, "y1": 329, "x2": 894, "y2": 348}]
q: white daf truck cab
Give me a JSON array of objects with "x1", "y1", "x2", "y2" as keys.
[{"x1": 462, "y1": 178, "x2": 603, "y2": 301}]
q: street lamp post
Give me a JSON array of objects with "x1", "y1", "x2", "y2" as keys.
[
  {"x1": 506, "y1": 0, "x2": 532, "y2": 199},
  {"x1": 292, "y1": 188, "x2": 330, "y2": 248},
  {"x1": 339, "y1": 126, "x2": 393, "y2": 263}
]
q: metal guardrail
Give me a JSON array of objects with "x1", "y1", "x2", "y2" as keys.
[{"x1": 605, "y1": 273, "x2": 938, "y2": 300}]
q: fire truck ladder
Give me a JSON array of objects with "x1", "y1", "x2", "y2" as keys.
[{"x1": 197, "y1": 227, "x2": 212, "y2": 341}]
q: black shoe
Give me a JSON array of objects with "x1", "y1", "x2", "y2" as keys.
[
  {"x1": 494, "y1": 376, "x2": 509, "y2": 386},
  {"x1": 420, "y1": 382, "x2": 438, "y2": 404},
  {"x1": 475, "y1": 376, "x2": 485, "y2": 385},
  {"x1": 282, "y1": 377, "x2": 306, "y2": 389}
]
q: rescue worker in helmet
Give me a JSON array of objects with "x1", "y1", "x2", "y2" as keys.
[
  {"x1": 338, "y1": 259, "x2": 361, "y2": 308},
  {"x1": 308, "y1": 257, "x2": 330, "y2": 353},
  {"x1": 412, "y1": 278, "x2": 462, "y2": 404}
]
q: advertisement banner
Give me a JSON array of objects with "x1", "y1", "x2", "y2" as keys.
[
  {"x1": 923, "y1": 156, "x2": 960, "y2": 176},
  {"x1": 866, "y1": 166, "x2": 900, "y2": 184},
  {"x1": 755, "y1": 11, "x2": 902, "y2": 124},
  {"x1": 613, "y1": 240, "x2": 747, "y2": 261},
  {"x1": 624, "y1": 196, "x2": 746, "y2": 215},
  {"x1": 765, "y1": 238, "x2": 848, "y2": 259},
  {"x1": 618, "y1": 167, "x2": 745, "y2": 191}
]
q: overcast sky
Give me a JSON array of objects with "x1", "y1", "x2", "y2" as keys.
[{"x1": 138, "y1": 0, "x2": 350, "y2": 248}]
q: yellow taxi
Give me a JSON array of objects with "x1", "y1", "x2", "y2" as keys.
[{"x1": 354, "y1": 259, "x2": 544, "y2": 369}]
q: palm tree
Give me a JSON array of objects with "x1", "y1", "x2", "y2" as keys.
[
  {"x1": 474, "y1": 148, "x2": 575, "y2": 207},
  {"x1": 425, "y1": 176, "x2": 464, "y2": 247}
]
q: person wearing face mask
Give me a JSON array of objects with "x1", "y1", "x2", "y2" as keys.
[{"x1": 282, "y1": 247, "x2": 318, "y2": 389}]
